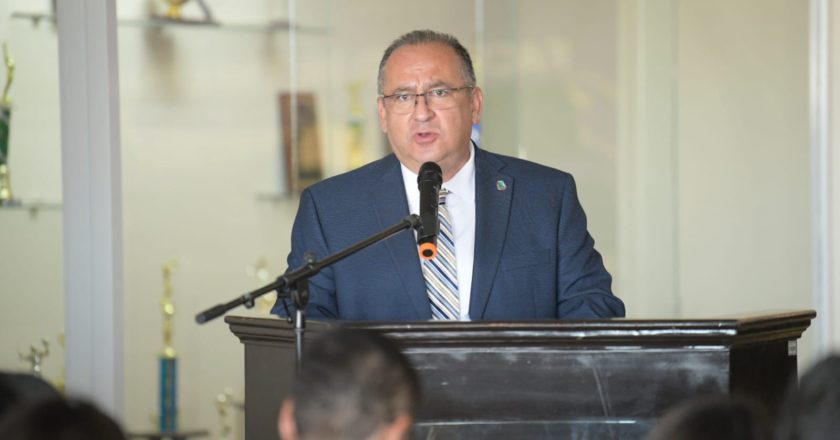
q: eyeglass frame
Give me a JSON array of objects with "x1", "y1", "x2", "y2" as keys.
[{"x1": 379, "y1": 85, "x2": 476, "y2": 113}]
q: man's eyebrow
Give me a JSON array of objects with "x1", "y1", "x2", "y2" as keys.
[
  {"x1": 386, "y1": 81, "x2": 454, "y2": 94},
  {"x1": 424, "y1": 81, "x2": 451, "y2": 89},
  {"x1": 387, "y1": 86, "x2": 416, "y2": 94}
]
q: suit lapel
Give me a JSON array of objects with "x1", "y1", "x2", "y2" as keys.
[
  {"x1": 370, "y1": 156, "x2": 432, "y2": 320},
  {"x1": 469, "y1": 149, "x2": 513, "y2": 319}
]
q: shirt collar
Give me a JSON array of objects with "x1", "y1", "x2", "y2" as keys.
[{"x1": 400, "y1": 143, "x2": 476, "y2": 212}]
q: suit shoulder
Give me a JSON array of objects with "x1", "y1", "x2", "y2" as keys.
[{"x1": 481, "y1": 149, "x2": 573, "y2": 183}]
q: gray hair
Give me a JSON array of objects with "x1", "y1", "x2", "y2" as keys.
[
  {"x1": 292, "y1": 329, "x2": 420, "y2": 440},
  {"x1": 377, "y1": 29, "x2": 476, "y2": 95}
]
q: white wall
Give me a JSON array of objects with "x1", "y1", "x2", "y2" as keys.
[
  {"x1": 677, "y1": 0, "x2": 815, "y2": 363},
  {"x1": 830, "y1": 0, "x2": 840, "y2": 352}
]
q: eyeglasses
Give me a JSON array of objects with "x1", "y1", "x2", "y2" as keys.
[{"x1": 380, "y1": 86, "x2": 475, "y2": 114}]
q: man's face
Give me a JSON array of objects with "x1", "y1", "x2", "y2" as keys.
[{"x1": 378, "y1": 43, "x2": 483, "y2": 180}]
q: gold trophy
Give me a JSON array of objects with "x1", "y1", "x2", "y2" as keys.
[
  {"x1": 1, "y1": 41, "x2": 17, "y2": 206},
  {"x1": 159, "y1": 260, "x2": 178, "y2": 433},
  {"x1": 18, "y1": 338, "x2": 49, "y2": 377},
  {"x1": 346, "y1": 82, "x2": 367, "y2": 169},
  {"x1": 156, "y1": 0, "x2": 215, "y2": 24},
  {"x1": 246, "y1": 257, "x2": 276, "y2": 314},
  {"x1": 164, "y1": 0, "x2": 190, "y2": 20},
  {"x1": 131, "y1": 260, "x2": 207, "y2": 439},
  {"x1": 215, "y1": 387, "x2": 244, "y2": 438}
]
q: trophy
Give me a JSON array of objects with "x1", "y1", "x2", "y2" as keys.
[
  {"x1": 214, "y1": 387, "x2": 244, "y2": 438},
  {"x1": 346, "y1": 82, "x2": 367, "y2": 169},
  {"x1": 129, "y1": 260, "x2": 208, "y2": 439},
  {"x1": 163, "y1": 0, "x2": 190, "y2": 20},
  {"x1": 156, "y1": 0, "x2": 215, "y2": 24},
  {"x1": 19, "y1": 338, "x2": 49, "y2": 377},
  {"x1": 246, "y1": 257, "x2": 275, "y2": 314},
  {"x1": 159, "y1": 260, "x2": 179, "y2": 433},
  {"x1": 1, "y1": 41, "x2": 17, "y2": 206}
]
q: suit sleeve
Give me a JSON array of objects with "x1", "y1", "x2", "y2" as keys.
[
  {"x1": 271, "y1": 188, "x2": 339, "y2": 319},
  {"x1": 556, "y1": 175, "x2": 626, "y2": 318}
]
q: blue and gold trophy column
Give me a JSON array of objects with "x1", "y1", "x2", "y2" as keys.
[
  {"x1": 159, "y1": 261, "x2": 178, "y2": 433},
  {"x1": 1, "y1": 42, "x2": 17, "y2": 205}
]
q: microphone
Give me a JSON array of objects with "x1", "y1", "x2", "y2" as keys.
[{"x1": 417, "y1": 162, "x2": 442, "y2": 260}]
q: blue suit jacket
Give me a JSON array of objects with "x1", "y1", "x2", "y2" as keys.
[{"x1": 271, "y1": 148, "x2": 625, "y2": 320}]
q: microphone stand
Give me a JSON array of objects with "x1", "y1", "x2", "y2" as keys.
[{"x1": 195, "y1": 214, "x2": 423, "y2": 371}]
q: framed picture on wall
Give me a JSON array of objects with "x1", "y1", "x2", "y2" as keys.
[{"x1": 278, "y1": 92, "x2": 323, "y2": 193}]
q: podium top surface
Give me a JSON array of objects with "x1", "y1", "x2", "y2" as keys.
[{"x1": 225, "y1": 309, "x2": 815, "y2": 348}]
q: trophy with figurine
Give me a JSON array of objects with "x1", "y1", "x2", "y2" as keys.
[
  {"x1": 18, "y1": 338, "x2": 49, "y2": 377},
  {"x1": 159, "y1": 260, "x2": 179, "y2": 433},
  {"x1": 131, "y1": 261, "x2": 206, "y2": 440},
  {"x1": 1, "y1": 42, "x2": 17, "y2": 206},
  {"x1": 155, "y1": 0, "x2": 216, "y2": 24}
]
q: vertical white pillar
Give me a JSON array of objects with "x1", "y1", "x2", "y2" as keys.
[
  {"x1": 616, "y1": 0, "x2": 679, "y2": 317},
  {"x1": 827, "y1": 0, "x2": 840, "y2": 353},
  {"x1": 57, "y1": 0, "x2": 124, "y2": 417},
  {"x1": 810, "y1": 0, "x2": 832, "y2": 356}
]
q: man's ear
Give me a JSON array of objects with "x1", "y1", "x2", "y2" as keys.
[
  {"x1": 379, "y1": 414, "x2": 412, "y2": 440},
  {"x1": 377, "y1": 97, "x2": 388, "y2": 134},
  {"x1": 278, "y1": 398, "x2": 298, "y2": 440},
  {"x1": 470, "y1": 86, "x2": 484, "y2": 125}
]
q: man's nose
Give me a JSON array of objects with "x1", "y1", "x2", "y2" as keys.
[{"x1": 412, "y1": 94, "x2": 433, "y2": 120}]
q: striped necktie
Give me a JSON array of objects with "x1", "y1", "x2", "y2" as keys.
[{"x1": 423, "y1": 189, "x2": 460, "y2": 320}]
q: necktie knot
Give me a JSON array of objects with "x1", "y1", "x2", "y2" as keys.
[{"x1": 439, "y1": 188, "x2": 450, "y2": 204}]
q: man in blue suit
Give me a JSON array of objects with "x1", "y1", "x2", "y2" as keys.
[{"x1": 272, "y1": 30, "x2": 624, "y2": 321}]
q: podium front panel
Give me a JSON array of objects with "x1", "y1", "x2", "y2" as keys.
[{"x1": 226, "y1": 310, "x2": 813, "y2": 440}]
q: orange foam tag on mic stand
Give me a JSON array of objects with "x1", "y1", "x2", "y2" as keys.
[{"x1": 419, "y1": 242, "x2": 437, "y2": 260}]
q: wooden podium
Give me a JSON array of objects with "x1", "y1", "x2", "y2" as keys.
[{"x1": 226, "y1": 310, "x2": 814, "y2": 439}]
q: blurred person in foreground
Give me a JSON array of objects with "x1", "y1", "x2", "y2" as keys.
[
  {"x1": 0, "y1": 397, "x2": 126, "y2": 440},
  {"x1": 0, "y1": 372, "x2": 60, "y2": 419},
  {"x1": 647, "y1": 394, "x2": 774, "y2": 440},
  {"x1": 278, "y1": 329, "x2": 420, "y2": 440},
  {"x1": 777, "y1": 355, "x2": 840, "y2": 440}
]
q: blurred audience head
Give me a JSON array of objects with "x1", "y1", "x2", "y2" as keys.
[
  {"x1": 647, "y1": 394, "x2": 774, "y2": 440},
  {"x1": 0, "y1": 372, "x2": 60, "y2": 419},
  {"x1": 278, "y1": 329, "x2": 420, "y2": 440},
  {"x1": 777, "y1": 355, "x2": 840, "y2": 440},
  {"x1": 0, "y1": 397, "x2": 126, "y2": 440}
]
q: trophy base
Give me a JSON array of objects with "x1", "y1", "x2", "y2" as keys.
[
  {"x1": 148, "y1": 14, "x2": 218, "y2": 27},
  {"x1": 0, "y1": 163, "x2": 16, "y2": 206}
]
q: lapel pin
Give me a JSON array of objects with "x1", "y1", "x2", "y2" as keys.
[{"x1": 496, "y1": 180, "x2": 507, "y2": 191}]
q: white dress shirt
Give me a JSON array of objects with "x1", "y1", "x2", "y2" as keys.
[{"x1": 401, "y1": 145, "x2": 476, "y2": 320}]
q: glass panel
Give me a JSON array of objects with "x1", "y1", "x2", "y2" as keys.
[
  {"x1": 0, "y1": 6, "x2": 65, "y2": 391},
  {"x1": 500, "y1": 0, "x2": 621, "y2": 293},
  {"x1": 116, "y1": 1, "x2": 307, "y2": 436}
]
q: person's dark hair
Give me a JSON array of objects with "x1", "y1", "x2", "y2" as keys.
[
  {"x1": 647, "y1": 394, "x2": 774, "y2": 440},
  {"x1": 777, "y1": 355, "x2": 840, "y2": 440},
  {"x1": 0, "y1": 372, "x2": 60, "y2": 419},
  {"x1": 0, "y1": 398, "x2": 126, "y2": 440},
  {"x1": 292, "y1": 329, "x2": 420, "y2": 440},
  {"x1": 377, "y1": 30, "x2": 476, "y2": 95}
]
